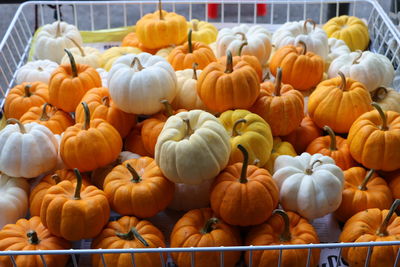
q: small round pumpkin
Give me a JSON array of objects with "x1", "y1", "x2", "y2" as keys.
[
  {"x1": 103, "y1": 157, "x2": 175, "y2": 218},
  {"x1": 210, "y1": 145, "x2": 280, "y2": 226},
  {"x1": 371, "y1": 86, "x2": 400, "y2": 113},
  {"x1": 60, "y1": 39, "x2": 102, "y2": 69},
  {"x1": 124, "y1": 122, "x2": 151, "y2": 157},
  {"x1": 4, "y1": 82, "x2": 49, "y2": 120},
  {"x1": 121, "y1": 32, "x2": 158, "y2": 54},
  {"x1": 188, "y1": 19, "x2": 218, "y2": 44},
  {"x1": 264, "y1": 137, "x2": 297, "y2": 174},
  {"x1": 20, "y1": 103, "x2": 74, "y2": 135},
  {"x1": 101, "y1": 46, "x2": 142, "y2": 71}
]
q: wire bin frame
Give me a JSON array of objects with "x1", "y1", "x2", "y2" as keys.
[{"x1": 0, "y1": 1, "x2": 400, "y2": 266}]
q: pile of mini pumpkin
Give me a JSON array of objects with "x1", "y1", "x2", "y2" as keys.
[{"x1": 0, "y1": 1, "x2": 400, "y2": 266}]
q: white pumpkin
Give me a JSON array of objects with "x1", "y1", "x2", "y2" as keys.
[
  {"x1": 273, "y1": 152, "x2": 344, "y2": 220},
  {"x1": 327, "y1": 51, "x2": 395, "y2": 92},
  {"x1": 155, "y1": 110, "x2": 231, "y2": 185},
  {"x1": 0, "y1": 174, "x2": 30, "y2": 228},
  {"x1": 16, "y1": 60, "x2": 58, "y2": 85},
  {"x1": 34, "y1": 21, "x2": 83, "y2": 64},
  {"x1": 327, "y1": 38, "x2": 351, "y2": 66},
  {"x1": 60, "y1": 44, "x2": 102, "y2": 69},
  {"x1": 168, "y1": 179, "x2": 214, "y2": 211},
  {"x1": 371, "y1": 86, "x2": 400, "y2": 113},
  {"x1": 209, "y1": 42, "x2": 217, "y2": 56},
  {"x1": 0, "y1": 120, "x2": 58, "y2": 178},
  {"x1": 216, "y1": 24, "x2": 272, "y2": 66},
  {"x1": 96, "y1": 68, "x2": 108, "y2": 87},
  {"x1": 108, "y1": 53, "x2": 177, "y2": 115},
  {"x1": 272, "y1": 19, "x2": 329, "y2": 59},
  {"x1": 172, "y1": 66, "x2": 208, "y2": 111}
]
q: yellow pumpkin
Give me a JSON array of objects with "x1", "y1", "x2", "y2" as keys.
[
  {"x1": 155, "y1": 46, "x2": 176, "y2": 59},
  {"x1": 219, "y1": 109, "x2": 273, "y2": 167},
  {"x1": 187, "y1": 19, "x2": 218, "y2": 44},
  {"x1": 264, "y1": 137, "x2": 297, "y2": 174},
  {"x1": 101, "y1": 46, "x2": 142, "y2": 71},
  {"x1": 323, "y1": 15, "x2": 369, "y2": 51}
]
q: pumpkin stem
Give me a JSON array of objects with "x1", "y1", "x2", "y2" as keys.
[
  {"x1": 372, "y1": 102, "x2": 388, "y2": 131},
  {"x1": 56, "y1": 21, "x2": 61, "y2": 38},
  {"x1": 64, "y1": 49, "x2": 78, "y2": 78},
  {"x1": 359, "y1": 169, "x2": 375, "y2": 191},
  {"x1": 102, "y1": 96, "x2": 110, "y2": 107},
  {"x1": 24, "y1": 84, "x2": 32, "y2": 97},
  {"x1": 116, "y1": 227, "x2": 149, "y2": 247},
  {"x1": 68, "y1": 37, "x2": 85, "y2": 57},
  {"x1": 262, "y1": 72, "x2": 270, "y2": 82},
  {"x1": 273, "y1": 209, "x2": 292, "y2": 242},
  {"x1": 6, "y1": 118, "x2": 26, "y2": 134},
  {"x1": 323, "y1": 126, "x2": 337, "y2": 151},
  {"x1": 158, "y1": 0, "x2": 163, "y2": 20},
  {"x1": 126, "y1": 163, "x2": 141, "y2": 183},
  {"x1": 238, "y1": 144, "x2": 249, "y2": 183},
  {"x1": 238, "y1": 41, "x2": 248, "y2": 57},
  {"x1": 377, "y1": 199, "x2": 400, "y2": 236},
  {"x1": 274, "y1": 68, "x2": 283, "y2": 96},
  {"x1": 130, "y1": 57, "x2": 144, "y2": 71},
  {"x1": 73, "y1": 168, "x2": 83, "y2": 200},
  {"x1": 235, "y1": 32, "x2": 247, "y2": 41},
  {"x1": 161, "y1": 99, "x2": 173, "y2": 117},
  {"x1": 51, "y1": 174, "x2": 61, "y2": 184},
  {"x1": 81, "y1": 102, "x2": 91, "y2": 130},
  {"x1": 305, "y1": 160, "x2": 322, "y2": 175},
  {"x1": 39, "y1": 103, "x2": 53, "y2": 121},
  {"x1": 352, "y1": 50, "x2": 363, "y2": 64},
  {"x1": 183, "y1": 118, "x2": 194, "y2": 137},
  {"x1": 372, "y1": 87, "x2": 388, "y2": 102},
  {"x1": 232, "y1": 119, "x2": 247, "y2": 137},
  {"x1": 298, "y1": 40, "x2": 307, "y2": 55},
  {"x1": 192, "y1": 20, "x2": 198, "y2": 31},
  {"x1": 225, "y1": 50, "x2": 234, "y2": 74},
  {"x1": 27, "y1": 230, "x2": 40, "y2": 245},
  {"x1": 37, "y1": 66, "x2": 44, "y2": 72},
  {"x1": 200, "y1": 218, "x2": 219, "y2": 234},
  {"x1": 188, "y1": 29, "x2": 193, "y2": 54},
  {"x1": 192, "y1": 63, "x2": 198, "y2": 80},
  {"x1": 253, "y1": 158, "x2": 260, "y2": 166},
  {"x1": 303, "y1": 18, "x2": 316, "y2": 33},
  {"x1": 338, "y1": 71, "x2": 347, "y2": 91}
]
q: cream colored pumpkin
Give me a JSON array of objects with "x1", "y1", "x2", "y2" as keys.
[
  {"x1": 34, "y1": 21, "x2": 83, "y2": 63},
  {"x1": 155, "y1": 110, "x2": 231, "y2": 185},
  {"x1": 188, "y1": 19, "x2": 218, "y2": 44},
  {"x1": 155, "y1": 46, "x2": 175, "y2": 59},
  {"x1": 217, "y1": 24, "x2": 272, "y2": 66},
  {"x1": 273, "y1": 152, "x2": 344, "y2": 220},
  {"x1": 0, "y1": 174, "x2": 30, "y2": 228},
  {"x1": 209, "y1": 42, "x2": 217, "y2": 56},
  {"x1": 101, "y1": 46, "x2": 142, "y2": 71},
  {"x1": 272, "y1": 19, "x2": 329, "y2": 59},
  {"x1": 96, "y1": 68, "x2": 108, "y2": 87},
  {"x1": 60, "y1": 44, "x2": 102, "y2": 69},
  {"x1": 168, "y1": 179, "x2": 214, "y2": 211},
  {"x1": 328, "y1": 51, "x2": 395, "y2": 92},
  {"x1": 108, "y1": 53, "x2": 177, "y2": 115},
  {"x1": 371, "y1": 87, "x2": 400, "y2": 113},
  {"x1": 16, "y1": 60, "x2": 58, "y2": 85},
  {"x1": 327, "y1": 37, "x2": 351, "y2": 68},
  {"x1": 0, "y1": 120, "x2": 58, "y2": 178}
]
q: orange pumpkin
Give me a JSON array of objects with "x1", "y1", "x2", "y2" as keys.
[
  {"x1": 210, "y1": 145, "x2": 279, "y2": 226},
  {"x1": 91, "y1": 216, "x2": 166, "y2": 267},
  {"x1": 121, "y1": 32, "x2": 158, "y2": 54},
  {"x1": 383, "y1": 170, "x2": 400, "y2": 199},
  {"x1": 335, "y1": 167, "x2": 392, "y2": 222},
  {"x1": 4, "y1": 82, "x2": 49, "y2": 120},
  {"x1": 124, "y1": 122, "x2": 151, "y2": 157},
  {"x1": 48, "y1": 49, "x2": 101, "y2": 112},
  {"x1": 306, "y1": 125, "x2": 356, "y2": 170},
  {"x1": 250, "y1": 67, "x2": 304, "y2": 136},
  {"x1": 168, "y1": 29, "x2": 216, "y2": 70},
  {"x1": 348, "y1": 102, "x2": 400, "y2": 171},
  {"x1": 339, "y1": 200, "x2": 400, "y2": 267},
  {"x1": 29, "y1": 169, "x2": 91, "y2": 216},
  {"x1": 20, "y1": 103, "x2": 74, "y2": 134},
  {"x1": 61, "y1": 102, "x2": 122, "y2": 172},
  {"x1": 308, "y1": 72, "x2": 373, "y2": 133},
  {"x1": 170, "y1": 208, "x2": 242, "y2": 267},
  {"x1": 245, "y1": 210, "x2": 321, "y2": 267},
  {"x1": 75, "y1": 87, "x2": 136, "y2": 138},
  {"x1": 269, "y1": 41, "x2": 324, "y2": 91},
  {"x1": 0, "y1": 216, "x2": 70, "y2": 267},
  {"x1": 103, "y1": 157, "x2": 175, "y2": 218},
  {"x1": 197, "y1": 51, "x2": 260, "y2": 113},
  {"x1": 282, "y1": 115, "x2": 323, "y2": 154},
  {"x1": 40, "y1": 169, "x2": 110, "y2": 241}
]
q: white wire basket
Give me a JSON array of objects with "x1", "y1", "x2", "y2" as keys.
[{"x1": 1, "y1": 1, "x2": 400, "y2": 267}]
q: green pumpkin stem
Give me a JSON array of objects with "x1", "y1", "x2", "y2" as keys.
[
  {"x1": 303, "y1": 18, "x2": 316, "y2": 33},
  {"x1": 64, "y1": 49, "x2": 78, "y2": 78},
  {"x1": 273, "y1": 209, "x2": 292, "y2": 242},
  {"x1": 200, "y1": 218, "x2": 219, "y2": 234},
  {"x1": 372, "y1": 102, "x2": 388, "y2": 131},
  {"x1": 232, "y1": 119, "x2": 247, "y2": 137},
  {"x1": 225, "y1": 50, "x2": 233, "y2": 74},
  {"x1": 24, "y1": 84, "x2": 32, "y2": 97},
  {"x1": 298, "y1": 40, "x2": 307, "y2": 55},
  {"x1": 39, "y1": 103, "x2": 53, "y2": 121},
  {"x1": 102, "y1": 96, "x2": 110, "y2": 107},
  {"x1": 237, "y1": 144, "x2": 249, "y2": 183},
  {"x1": 6, "y1": 118, "x2": 26, "y2": 134},
  {"x1": 73, "y1": 168, "x2": 83, "y2": 200},
  {"x1": 238, "y1": 41, "x2": 248, "y2": 57},
  {"x1": 126, "y1": 163, "x2": 141, "y2": 183},
  {"x1": 27, "y1": 231, "x2": 40, "y2": 245},
  {"x1": 51, "y1": 174, "x2": 61, "y2": 184},
  {"x1": 305, "y1": 160, "x2": 322, "y2": 175},
  {"x1": 323, "y1": 126, "x2": 337, "y2": 151},
  {"x1": 359, "y1": 169, "x2": 375, "y2": 191},
  {"x1": 116, "y1": 227, "x2": 149, "y2": 246},
  {"x1": 377, "y1": 199, "x2": 400, "y2": 236},
  {"x1": 372, "y1": 87, "x2": 388, "y2": 102},
  {"x1": 161, "y1": 99, "x2": 173, "y2": 117},
  {"x1": 81, "y1": 102, "x2": 91, "y2": 130},
  {"x1": 192, "y1": 63, "x2": 198, "y2": 80},
  {"x1": 130, "y1": 57, "x2": 144, "y2": 71},
  {"x1": 274, "y1": 68, "x2": 283, "y2": 96},
  {"x1": 188, "y1": 29, "x2": 193, "y2": 53},
  {"x1": 158, "y1": 0, "x2": 163, "y2": 20}
]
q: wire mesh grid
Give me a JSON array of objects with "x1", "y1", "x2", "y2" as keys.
[{"x1": 0, "y1": 1, "x2": 400, "y2": 266}]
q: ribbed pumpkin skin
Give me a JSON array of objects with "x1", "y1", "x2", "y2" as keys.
[
  {"x1": 124, "y1": 122, "x2": 151, "y2": 157},
  {"x1": 0, "y1": 217, "x2": 71, "y2": 267},
  {"x1": 121, "y1": 32, "x2": 158, "y2": 54},
  {"x1": 168, "y1": 42, "x2": 216, "y2": 70},
  {"x1": 92, "y1": 216, "x2": 166, "y2": 267},
  {"x1": 217, "y1": 55, "x2": 263, "y2": 81}
]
